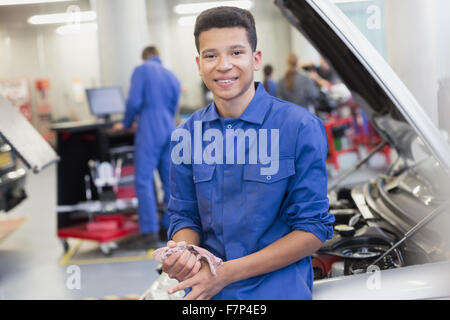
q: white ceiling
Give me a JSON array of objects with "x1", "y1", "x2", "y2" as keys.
[{"x1": 0, "y1": 0, "x2": 90, "y2": 30}]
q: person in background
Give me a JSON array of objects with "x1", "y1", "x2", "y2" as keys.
[
  {"x1": 277, "y1": 53, "x2": 319, "y2": 112},
  {"x1": 113, "y1": 46, "x2": 181, "y2": 249},
  {"x1": 306, "y1": 56, "x2": 339, "y2": 90},
  {"x1": 263, "y1": 64, "x2": 277, "y2": 96}
]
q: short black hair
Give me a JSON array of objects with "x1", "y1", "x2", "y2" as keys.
[
  {"x1": 142, "y1": 46, "x2": 159, "y2": 60},
  {"x1": 194, "y1": 6, "x2": 257, "y2": 53},
  {"x1": 263, "y1": 64, "x2": 273, "y2": 77}
]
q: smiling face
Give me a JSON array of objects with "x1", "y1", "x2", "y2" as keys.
[{"x1": 196, "y1": 27, "x2": 262, "y2": 113}]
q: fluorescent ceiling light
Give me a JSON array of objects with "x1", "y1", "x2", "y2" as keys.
[
  {"x1": 331, "y1": 0, "x2": 373, "y2": 3},
  {"x1": 28, "y1": 11, "x2": 97, "y2": 25},
  {"x1": 56, "y1": 22, "x2": 97, "y2": 35},
  {"x1": 178, "y1": 16, "x2": 197, "y2": 27},
  {"x1": 175, "y1": 0, "x2": 254, "y2": 15},
  {"x1": 0, "y1": 0, "x2": 74, "y2": 5}
]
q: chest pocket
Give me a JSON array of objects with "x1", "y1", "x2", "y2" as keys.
[
  {"x1": 192, "y1": 164, "x2": 216, "y2": 229},
  {"x1": 243, "y1": 158, "x2": 296, "y2": 231},
  {"x1": 243, "y1": 158, "x2": 295, "y2": 183}
]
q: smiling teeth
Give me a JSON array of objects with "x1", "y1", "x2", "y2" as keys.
[{"x1": 217, "y1": 78, "x2": 237, "y2": 83}]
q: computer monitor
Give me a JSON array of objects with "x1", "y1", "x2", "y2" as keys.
[{"x1": 86, "y1": 87, "x2": 125, "y2": 121}]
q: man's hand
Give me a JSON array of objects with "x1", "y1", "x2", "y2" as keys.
[
  {"x1": 112, "y1": 123, "x2": 124, "y2": 131},
  {"x1": 112, "y1": 122, "x2": 137, "y2": 132},
  {"x1": 308, "y1": 70, "x2": 330, "y2": 89},
  {"x1": 168, "y1": 261, "x2": 228, "y2": 300},
  {"x1": 162, "y1": 241, "x2": 202, "y2": 282}
]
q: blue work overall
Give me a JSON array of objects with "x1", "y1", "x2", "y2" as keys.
[
  {"x1": 168, "y1": 83, "x2": 335, "y2": 299},
  {"x1": 123, "y1": 56, "x2": 181, "y2": 234}
]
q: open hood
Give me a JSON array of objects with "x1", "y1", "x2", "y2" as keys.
[
  {"x1": 275, "y1": 0, "x2": 450, "y2": 173},
  {"x1": 0, "y1": 96, "x2": 59, "y2": 173}
]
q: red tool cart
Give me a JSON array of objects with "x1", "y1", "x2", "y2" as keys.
[
  {"x1": 52, "y1": 121, "x2": 139, "y2": 256},
  {"x1": 325, "y1": 116, "x2": 358, "y2": 170},
  {"x1": 325, "y1": 110, "x2": 390, "y2": 171}
]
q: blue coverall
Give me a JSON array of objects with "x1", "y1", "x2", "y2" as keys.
[
  {"x1": 123, "y1": 56, "x2": 181, "y2": 234},
  {"x1": 168, "y1": 82, "x2": 335, "y2": 299},
  {"x1": 265, "y1": 78, "x2": 277, "y2": 97}
]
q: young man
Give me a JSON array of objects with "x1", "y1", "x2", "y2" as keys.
[{"x1": 163, "y1": 7, "x2": 334, "y2": 300}]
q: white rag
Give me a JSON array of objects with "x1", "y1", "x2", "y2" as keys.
[{"x1": 152, "y1": 241, "x2": 223, "y2": 276}]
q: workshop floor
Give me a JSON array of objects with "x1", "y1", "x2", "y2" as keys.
[
  {"x1": 0, "y1": 149, "x2": 392, "y2": 300},
  {"x1": 0, "y1": 165, "x2": 162, "y2": 300}
]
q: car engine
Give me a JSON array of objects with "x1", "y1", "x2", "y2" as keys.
[{"x1": 313, "y1": 187, "x2": 407, "y2": 280}]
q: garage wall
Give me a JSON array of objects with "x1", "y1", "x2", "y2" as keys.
[
  {"x1": 36, "y1": 29, "x2": 100, "y2": 121},
  {"x1": 436, "y1": 0, "x2": 450, "y2": 81},
  {"x1": 0, "y1": 0, "x2": 100, "y2": 122},
  {"x1": 0, "y1": 0, "x2": 294, "y2": 119},
  {"x1": 332, "y1": 0, "x2": 445, "y2": 128},
  {"x1": 385, "y1": 0, "x2": 439, "y2": 126},
  {"x1": 436, "y1": 0, "x2": 450, "y2": 135}
]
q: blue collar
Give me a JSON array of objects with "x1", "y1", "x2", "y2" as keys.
[
  {"x1": 146, "y1": 56, "x2": 162, "y2": 64},
  {"x1": 203, "y1": 82, "x2": 272, "y2": 125}
]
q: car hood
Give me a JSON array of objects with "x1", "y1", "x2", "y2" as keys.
[
  {"x1": 275, "y1": 0, "x2": 450, "y2": 173},
  {"x1": 0, "y1": 96, "x2": 59, "y2": 173}
]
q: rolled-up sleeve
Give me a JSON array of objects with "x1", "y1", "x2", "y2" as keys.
[
  {"x1": 281, "y1": 118, "x2": 335, "y2": 243},
  {"x1": 167, "y1": 139, "x2": 203, "y2": 240}
]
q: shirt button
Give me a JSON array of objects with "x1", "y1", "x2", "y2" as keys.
[
  {"x1": 227, "y1": 124, "x2": 232, "y2": 129},
  {"x1": 193, "y1": 176, "x2": 196, "y2": 181},
  {"x1": 266, "y1": 175, "x2": 272, "y2": 181}
]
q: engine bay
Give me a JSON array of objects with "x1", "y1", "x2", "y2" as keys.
[{"x1": 313, "y1": 183, "x2": 441, "y2": 280}]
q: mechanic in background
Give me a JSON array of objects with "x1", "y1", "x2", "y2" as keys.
[
  {"x1": 263, "y1": 64, "x2": 277, "y2": 97},
  {"x1": 306, "y1": 56, "x2": 340, "y2": 90},
  {"x1": 114, "y1": 46, "x2": 181, "y2": 249},
  {"x1": 277, "y1": 53, "x2": 320, "y2": 113}
]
